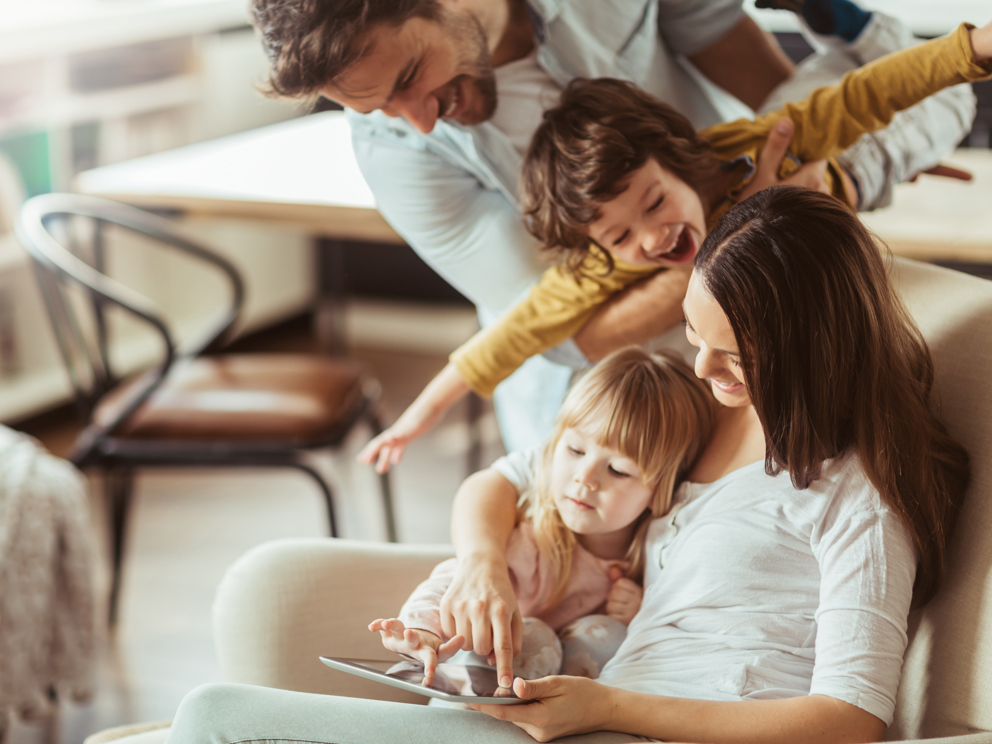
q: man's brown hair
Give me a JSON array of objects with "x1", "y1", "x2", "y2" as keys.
[
  {"x1": 250, "y1": 0, "x2": 441, "y2": 102},
  {"x1": 521, "y1": 77, "x2": 721, "y2": 277},
  {"x1": 695, "y1": 185, "x2": 970, "y2": 606}
]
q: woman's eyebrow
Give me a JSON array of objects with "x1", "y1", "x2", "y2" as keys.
[{"x1": 681, "y1": 304, "x2": 740, "y2": 357}]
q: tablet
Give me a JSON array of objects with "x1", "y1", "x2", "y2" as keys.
[{"x1": 319, "y1": 657, "x2": 525, "y2": 705}]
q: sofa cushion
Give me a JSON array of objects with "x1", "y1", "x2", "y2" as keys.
[
  {"x1": 886, "y1": 259, "x2": 992, "y2": 740},
  {"x1": 82, "y1": 720, "x2": 170, "y2": 744}
]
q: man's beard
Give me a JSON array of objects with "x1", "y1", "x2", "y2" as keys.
[
  {"x1": 460, "y1": 72, "x2": 497, "y2": 125},
  {"x1": 447, "y1": 10, "x2": 498, "y2": 125}
]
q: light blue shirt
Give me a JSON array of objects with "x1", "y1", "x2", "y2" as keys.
[{"x1": 348, "y1": 0, "x2": 744, "y2": 450}]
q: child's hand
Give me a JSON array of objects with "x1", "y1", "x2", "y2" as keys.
[
  {"x1": 369, "y1": 618, "x2": 466, "y2": 682},
  {"x1": 358, "y1": 416, "x2": 427, "y2": 474},
  {"x1": 357, "y1": 362, "x2": 471, "y2": 473},
  {"x1": 604, "y1": 566, "x2": 642, "y2": 626}
]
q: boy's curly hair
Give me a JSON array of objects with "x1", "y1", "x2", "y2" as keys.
[
  {"x1": 521, "y1": 78, "x2": 721, "y2": 278},
  {"x1": 249, "y1": 0, "x2": 441, "y2": 104}
]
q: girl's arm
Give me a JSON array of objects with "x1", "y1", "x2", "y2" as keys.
[
  {"x1": 357, "y1": 362, "x2": 470, "y2": 473},
  {"x1": 476, "y1": 678, "x2": 885, "y2": 744},
  {"x1": 442, "y1": 467, "x2": 524, "y2": 689},
  {"x1": 370, "y1": 557, "x2": 467, "y2": 681}
]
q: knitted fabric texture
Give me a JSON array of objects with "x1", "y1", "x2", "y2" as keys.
[{"x1": 0, "y1": 425, "x2": 100, "y2": 719}]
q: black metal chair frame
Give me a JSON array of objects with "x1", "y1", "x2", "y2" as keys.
[{"x1": 17, "y1": 193, "x2": 396, "y2": 623}]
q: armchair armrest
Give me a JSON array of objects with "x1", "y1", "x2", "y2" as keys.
[
  {"x1": 212, "y1": 538, "x2": 454, "y2": 704},
  {"x1": 887, "y1": 736, "x2": 992, "y2": 744}
]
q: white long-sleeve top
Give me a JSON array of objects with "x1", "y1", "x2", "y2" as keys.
[{"x1": 495, "y1": 448, "x2": 916, "y2": 725}]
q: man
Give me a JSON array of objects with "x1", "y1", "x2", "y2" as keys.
[{"x1": 249, "y1": 0, "x2": 972, "y2": 451}]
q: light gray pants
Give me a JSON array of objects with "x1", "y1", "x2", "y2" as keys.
[
  {"x1": 164, "y1": 682, "x2": 650, "y2": 744},
  {"x1": 761, "y1": 11, "x2": 976, "y2": 210}
]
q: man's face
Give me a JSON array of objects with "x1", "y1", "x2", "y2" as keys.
[{"x1": 322, "y1": 11, "x2": 497, "y2": 134}]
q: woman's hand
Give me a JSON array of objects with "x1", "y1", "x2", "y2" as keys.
[
  {"x1": 439, "y1": 551, "x2": 523, "y2": 688},
  {"x1": 605, "y1": 566, "x2": 643, "y2": 625},
  {"x1": 470, "y1": 676, "x2": 617, "y2": 742},
  {"x1": 368, "y1": 618, "x2": 465, "y2": 682},
  {"x1": 736, "y1": 118, "x2": 829, "y2": 203}
]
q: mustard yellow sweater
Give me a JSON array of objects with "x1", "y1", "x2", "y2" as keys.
[{"x1": 453, "y1": 24, "x2": 992, "y2": 397}]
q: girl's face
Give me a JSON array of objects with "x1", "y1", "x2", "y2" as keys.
[
  {"x1": 549, "y1": 420, "x2": 655, "y2": 539},
  {"x1": 683, "y1": 271, "x2": 750, "y2": 408},
  {"x1": 588, "y1": 158, "x2": 707, "y2": 269}
]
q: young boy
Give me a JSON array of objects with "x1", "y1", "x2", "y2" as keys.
[{"x1": 359, "y1": 3, "x2": 992, "y2": 473}]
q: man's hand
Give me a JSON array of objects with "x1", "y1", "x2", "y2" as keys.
[
  {"x1": 439, "y1": 552, "x2": 523, "y2": 689},
  {"x1": 605, "y1": 566, "x2": 643, "y2": 625},
  {"x1": 368, "y1": 618, "x2": 465, "y2": 682},
  {"x1": 574, "y1": 266, "x2": 691, "y2": 362},
  {"x1": 736, "y1": 118, "x2": 829, "y2": 204}
]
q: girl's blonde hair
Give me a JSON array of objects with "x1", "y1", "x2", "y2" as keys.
[{"x1": 522, "y1": 347, "x2": 715, "y2": 608}]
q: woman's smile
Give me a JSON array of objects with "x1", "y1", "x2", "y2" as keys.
[
  {"x1": 709, "y1": 378, "x2": 745, "y2": 395},
  {"x1": 683, "y1": 271, "x2": 750, "y2": 407}
]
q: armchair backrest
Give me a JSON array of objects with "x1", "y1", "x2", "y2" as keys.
[{"x1": 887, "y1": 258, "x2": 992, "y2": 740}]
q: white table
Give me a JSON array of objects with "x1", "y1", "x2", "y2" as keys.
[
  {"x1": 860, "y1": 149, "x2": 992, "y2": 267},
  {"x1": 77, "y1": 112, "x2": 992, "y2": 267},
  {"x1": 75, "y1": 110, "x2": 401, "y2": 244}
]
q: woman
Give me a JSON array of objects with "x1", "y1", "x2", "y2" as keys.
[{"x1": 166, "y1": 187, "x2": 967, "y2": 743}]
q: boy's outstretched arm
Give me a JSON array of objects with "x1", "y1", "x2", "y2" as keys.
[
  {"x1": 357, "y1": 362, "x2": 470, "y2": 473},
  {"x1": 745, "y1": 21, "x2": 992, "y2": 163}
]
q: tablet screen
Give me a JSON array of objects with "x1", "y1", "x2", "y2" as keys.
[
  {"x1": 385, "y1": 660, "x2": 517, "y2": 699},
  {"x1": 320, "y1": 657, "x2": 520, "y2": 702}
]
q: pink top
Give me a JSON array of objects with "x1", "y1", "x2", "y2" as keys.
[{"x1": 399, "y1": 520, "x2": 630, "y2": 638}]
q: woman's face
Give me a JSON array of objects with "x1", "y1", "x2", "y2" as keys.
[{"x1": 683, "y1": 271, "x2": 750, "y2": 407}]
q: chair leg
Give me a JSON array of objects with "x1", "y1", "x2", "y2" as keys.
[
  {"x1": 292, "y1": 462, "x2": 338, "y2": 538},
  {"x1": 367, "y1": 411, "x2": 398, "y2": 543},
  {"x1": 466, "y1": 391, "x2": 484, "y2": 477},
  {"x1": 104, "y1": 468, "x2": 134, "y2": 627}
]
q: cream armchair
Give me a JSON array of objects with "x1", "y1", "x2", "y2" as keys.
[{"x1": 86, "y1": 258, "x2": 992, "y2": 744}]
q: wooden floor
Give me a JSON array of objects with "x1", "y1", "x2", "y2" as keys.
[{"x1": 5, "y1": 315, "x2": 505, "y2": 744}]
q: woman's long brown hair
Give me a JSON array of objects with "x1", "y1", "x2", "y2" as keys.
[{"x1": 694, "y1": 186, "x2": 969, "y2": 606}]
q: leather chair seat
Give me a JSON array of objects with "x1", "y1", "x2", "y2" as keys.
[{"x1": 93, "y1": 354, "x2": 366, "y2": 443}]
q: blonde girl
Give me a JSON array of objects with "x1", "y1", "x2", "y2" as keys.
[{"x1": 370, "y1": 347, "x2": 714, "y2": 684}]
